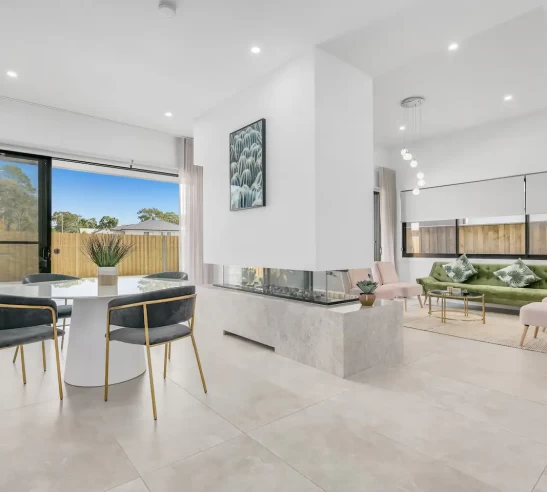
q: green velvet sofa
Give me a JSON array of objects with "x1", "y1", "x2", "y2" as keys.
[{"x1": 417, "y1": 262, "x2": 547, "y2": 307}]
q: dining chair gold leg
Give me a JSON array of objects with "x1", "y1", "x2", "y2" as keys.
[
  {"x1": 12, "y1": 345, "x2": 19, "y2": 363},
  {"x1": 191, "y1": 334, "x2": 207, "y2": 394},
  {"x1": 403, "y1": 297, "x2": 408, "y2": 312},
  {"x1": 417, "y1": 295, "x2": 423, "y2": 308},
  {"x1": 61, "y1": 318, "x2": 66, "y2": 350},
  {"x1": 53, "y1": 335, "x2": 63, "y2": 400},
  {"x1": 168, "y1": 342, "x2": 171, "y2": 360},
  {"x1": 163, "y1": 343, "x2": 168, "y2": 379},
  {"x1": 534, "y1": 326, "x2": 539, "y2": 339},
  {"x1": 42, "y1": 341, "x2": 46, "y2": 371},
  {"x1": 520, "y1": 325, "x2": 529, "y2": 347},
  {"x1": 104, "y1": 335, "x2": 110, "y2": 402},
  {"x1": 20, "y1": 345, "x2": 26, "y2": 384},
  {"x1": 146, "y1": 344, "x2": 157, "y2": 420}
]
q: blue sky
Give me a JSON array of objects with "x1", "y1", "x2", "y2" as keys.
[
  {"x1": 0, "y1": 160, "x2": 179, "y2": 226},
  {"x1": 52, "y1": 168, "x2": 179, "y2": 225}
]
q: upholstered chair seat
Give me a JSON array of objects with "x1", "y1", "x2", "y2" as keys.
[
  {"x1": 372, "y1": 262, "x2": 424, "y2": 310},
  {"x1": 144, "y1": 271, "x2": 189, "y2": 281}
]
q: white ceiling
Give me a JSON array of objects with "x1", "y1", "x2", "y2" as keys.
[
  {"x1": 0, "y1": 0, "x2": 421, "y2": 137},
  {"x1": 322, "y1": 0, "x2": 547, "y2": 147}
]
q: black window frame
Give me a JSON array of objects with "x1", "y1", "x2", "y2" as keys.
[{"x1": 0, "y1": 149, "x2": 52, "y2": 274}]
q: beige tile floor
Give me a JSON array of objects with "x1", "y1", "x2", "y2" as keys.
[{"x1": 2, "y1": 298, "x2": 547, "y2": 491}]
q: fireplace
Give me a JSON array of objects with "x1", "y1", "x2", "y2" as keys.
[{"x1": 216, "y1": 266, "x2": 358, "y2": 305}]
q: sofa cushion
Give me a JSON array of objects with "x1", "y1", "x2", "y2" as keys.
[
  {"x1": 442, "y1": 255, "x2": 477, "y2": 283},
  {"x1": 494, "y1": 259, "x2": 542, "y2": 288},
  {"x1": 376, "y1": 262, "x2": 399, "y2": 285}
]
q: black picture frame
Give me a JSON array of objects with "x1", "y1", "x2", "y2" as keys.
[{"x1": 229, "y1": 118, "x2": 266, "y2": 211}]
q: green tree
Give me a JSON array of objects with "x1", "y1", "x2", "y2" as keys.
[
  {"x1": 0, "y1": 164, "x2": 38, "y2": 232},
  {"x1": 52, "y1": 211, "x2": 81, "y2": 233},
  {"x1": 79, "y1": 217, "x2": 98, "y2": 229},
  {"x1": 0, "y1": 165, "x2": 36, "y2": 193},
  {"x1": 137, "y1": 207, "x2": 179, "y2": 225},
  {"x1": 98, "y1": 216, "x2": 119, "y2": 230}
]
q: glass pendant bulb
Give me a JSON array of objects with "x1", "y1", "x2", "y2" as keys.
[
  {"x1": 403, "y1": 153, "x2": 413, "y2": 161},
  {"x1": 410, "y1": 159, "x2": 418, "y2": 167},
  {"x1": 418, "y1": 179, "x2": 426, "y2": 186},
  {"x1": 401, "y1": 148, "x2": 408, "y2": 156},
  {"x1": 412, "y1": 188, "x2": 420, "y2": 196},
  {"x1": 417, "y1": 171, "x2": 424, "y2": 179}
]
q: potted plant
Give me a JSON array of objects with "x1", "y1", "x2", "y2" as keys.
[
  {"x1": 356, "y1": 274, "x2": 378, "y2": 307},
  {"x1": 81, "y1": 235, "x2": 133, "y2": 286}
]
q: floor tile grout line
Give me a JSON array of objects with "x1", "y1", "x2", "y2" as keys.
[
  {"x1": 244, "y1": 387, "x2": 351, "y2": 434},
  {"x1": 358, "y1": 367, "x2": 547, "y2": 449},
  {"x1": 530, "y1": 463, "x2": 547, "y2": 492},
  {"x1": 138, "y1": 433, "x2": 243, "y2": 480},
  {"x1": 248, "y1": 438, "x2": 327, "y2": 492},
  {"x1": 164, "y1": 357, "x2": 352, "y2": 435},
  {"x1": 402, "y1": 347, "x2": 547, "y2": 411}
]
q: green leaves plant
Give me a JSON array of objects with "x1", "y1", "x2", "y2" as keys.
[{"x1": 81, "y1": 235, "x2": 133, "y2": 267}]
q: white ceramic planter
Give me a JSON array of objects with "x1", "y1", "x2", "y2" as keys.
[{"x1": 98, "y1": 266, "x2": 118, "y2": 286}]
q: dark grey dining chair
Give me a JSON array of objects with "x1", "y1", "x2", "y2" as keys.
[
  {"x1": 104, "y1": 285, "x2": 206, "y2": 420},
  {"x1": 144, "y1": 272, "x2": 189, "y2": 360},
  {"x1": 0, "y1": 294, "x2": 64, "y2": 400},
  {"x1": 144, "y1": 271, "x2": 189, "y2": 281},
  {"x1": 13, "y1": 273, "x2": 80, "y2": 365}
]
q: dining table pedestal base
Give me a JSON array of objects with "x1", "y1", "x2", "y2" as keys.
[{"x1": 64, "y1": 297, "x2": 147, "y2": 387}]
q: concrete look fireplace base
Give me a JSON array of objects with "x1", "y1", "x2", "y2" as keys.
[{"x1": 196, "y1": 285, "x2": 403, "y2": 378}]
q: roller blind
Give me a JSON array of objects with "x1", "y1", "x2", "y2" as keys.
[
  {"x1": 526, "y1": 172, "x2": 547, "y2": 215},
  {"x1": 401, "y1": 176, "x2": 525, "y2": 222}
]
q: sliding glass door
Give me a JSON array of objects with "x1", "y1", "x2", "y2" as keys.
[{"x1": 0, "y1": 150, "x2": 51, "y2": 281}]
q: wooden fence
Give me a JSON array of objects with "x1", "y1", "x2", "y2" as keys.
[
  {"x1": 406, "y1": 223, "x2": 527, "y2": 255},
  {"x1": 52, "y1": 233, "x2": 179, "y2": 277},
  {"x1": 0, "y1": 232, "x2": 180, "y2": 282}
]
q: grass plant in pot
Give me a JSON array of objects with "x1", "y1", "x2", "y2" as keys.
[
  {"x1": 81, "y1": 235, "x2": 132, "y2": 286},
  {"x1": 356, "y1": 275, "x2": 378, "y2": 307}
]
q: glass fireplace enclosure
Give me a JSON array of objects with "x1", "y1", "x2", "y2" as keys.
[{"x1": 219, "y1": 266, "x2": 359, "y2": 305}]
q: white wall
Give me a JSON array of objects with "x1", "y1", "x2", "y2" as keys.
[
  {"x1": 394, "y1": 109, "x2": 547, "y2": 282},
  {"x1": 195, "y1": 48, "x2": 373, "y2": 271},
  {"x1": 0, "y1": 97, "x2": 178, "y2": 170},
  {"x1": 314, "y1": 49, "x2": 374, "y2": 271}
]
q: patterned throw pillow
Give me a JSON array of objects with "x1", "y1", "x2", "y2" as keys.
[
  {"x1": 442, "y1": 254, "x2": 477, "y2": 283},
  {"x1": 493, "y1": 259, "x2": 541, "y2": 288}
]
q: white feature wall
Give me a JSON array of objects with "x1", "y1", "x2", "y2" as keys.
[
  {"x1": 394, "y1": 108, "x2": 547, "y2": 282},
  {"x1": 195, "y1": 48, "x2": 373, "y2": 271},
  {"x1": 0, "y1": 97, "x2": 178, "y2": 170}
]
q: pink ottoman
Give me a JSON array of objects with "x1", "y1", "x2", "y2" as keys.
[{"x1": 519, "y1": 302, "x2": 547, "y2": 346}]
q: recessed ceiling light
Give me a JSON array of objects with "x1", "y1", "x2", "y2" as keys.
[
  {"x1": 251, "y1": 46, "x2": 261, "y2": 54},
  {"x1": 448, "y1": 42, "x2": 459, "y2": 52},
  {"x1": 165, "y1": 112, "x2": 173, "y2": 117},
  {"x1": 504, "y1": 94, "x2": 513, "y2": 102},
  {"x1": 399, "y1": 125, "x2": 406, "y2": 131},
  {"x1": 6, "y1": 70, "x2": 17, "y2": 78}
]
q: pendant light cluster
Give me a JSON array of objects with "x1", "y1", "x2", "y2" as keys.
[{"x1": 399, "y1": 96, "x2": 425, "y2": 195}]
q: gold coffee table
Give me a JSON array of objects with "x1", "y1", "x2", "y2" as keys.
[{"x1": 428, "y1": 290, "x2": 485, "y2": 324}]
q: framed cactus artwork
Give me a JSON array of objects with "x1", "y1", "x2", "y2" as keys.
[{"x1": 229, "y1": 118, "x2": 266, "y2": 211}]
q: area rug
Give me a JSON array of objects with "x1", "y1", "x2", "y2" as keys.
[{"x1": 403, "y1": 305, "x2": 547, "y2": 354}]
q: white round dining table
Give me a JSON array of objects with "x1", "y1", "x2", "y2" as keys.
[{"x1": 0, "y1": 276, "x2": 192, "y2": 387}]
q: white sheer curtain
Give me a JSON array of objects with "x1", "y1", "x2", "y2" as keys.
[
  {"x1": 177, "y1": 137, "x2": 213, "y2": 285},
  {"x1": 379, "y1": 167, "x2": 397, "y2": 263}
]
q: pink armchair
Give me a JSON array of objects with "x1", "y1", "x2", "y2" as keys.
[{"x1": 372, "y1": 262, "x2": 423, "y2": 311}]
